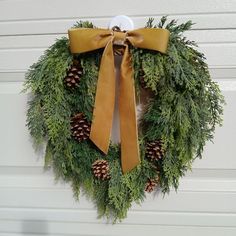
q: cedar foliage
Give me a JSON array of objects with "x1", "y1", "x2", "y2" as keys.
[{"x1": 24, "y1": 17, "x2": 224, "y2": 221}]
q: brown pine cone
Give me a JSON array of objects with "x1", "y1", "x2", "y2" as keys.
[
  {"x1": 92, "y1": 159, "x2": 110, "y2": 180},
  {"x1": 64, "y1": 60, "x2": 83, "y2": 88},
  {"x1": 71, "y1": 113, "x2": 90, "y2": 142},
  {"x1": 145, "y1": 176, "x2": 159, "y2": 193},
  {"x1": 146, "y1": 140, "x2": 165, "y2": 161}
]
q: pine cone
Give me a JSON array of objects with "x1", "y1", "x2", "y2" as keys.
[
  {"x1": 92, "y1": 159, "x2": 110, "y2": 180},
  {"x1": 64, "y1": 60, "x2": 83, "y2": 88},
  {"x1": 145, "y1": 176, "x2": 159, "y2": 193},
  {"x1": 71, "y1": 113, "x2": 90, "y2": 142},
  {"x1": 146, "y1": 140, "x2": 165, "y2": 161}
]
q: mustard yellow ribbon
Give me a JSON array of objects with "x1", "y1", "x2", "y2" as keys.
[{"x1": 68, "y1": 27, "x2": 170, "y2": 173}]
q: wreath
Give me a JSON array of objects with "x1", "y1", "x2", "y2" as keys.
[{"x1": 24, "y1": 17, "x2": 224, "y2": 222}]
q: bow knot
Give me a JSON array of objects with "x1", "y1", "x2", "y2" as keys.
[
  {"x1": 113, "y1": 31, "x2": 127, "y2": 45},
  {"x1": 68, "y1": 27, "x2": 170, "y2": 173}
]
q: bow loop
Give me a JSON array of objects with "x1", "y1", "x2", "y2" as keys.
[
  {"x1": 68, "y1": 28, "x2": 112, "y2": 53},
  {"x1": 68, "y1": 26, "x2": 170, "y2": 173},
  {"x1": 127, "y1": 28, "x2": 170, "y2": 52}
]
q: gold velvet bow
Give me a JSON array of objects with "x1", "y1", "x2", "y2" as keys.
[{"x1": 68, "y1": 27, "x2": 170, "y2": 173}]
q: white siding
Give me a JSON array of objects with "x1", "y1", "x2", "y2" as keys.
[{"x1": 0, "y1": 0, "x2": 236, "y2": 235}]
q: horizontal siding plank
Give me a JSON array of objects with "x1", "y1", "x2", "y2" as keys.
[
  {"x1": 1, "y1": 30, "x2": 236, "y2": 49},
  {"x1": 1, "y1": 14, "x2": 236, "y2": 36},
  {"x1": 0, "y1": 208, "x2": 236, "y2": 227},
  {"x1": 185, "y1": 29, "x2": 236, "y2": 44},
  {"x1": 0, "y1": 234, "x2": 69, "y2": 236},
  {"x1": 0, "y1": 234, "x2": 66, "y2": 236},
  {"x1": 1, "y1": 44, "x2": 236, "y2": 71},
  {"x1": 0, "y1": 167, "x2": 236, "y2": 192},
  {"x1": 0, "y1": 188, "x2": 236, "y2": 213},
  {"x1": 0, "y1": 35, "x2": 58, "y2": 49},
  {"x1": 0, "y1": 220, "x2": 236, "y2": 236},
  {"x1": 200, "y1": 43, "x2": 236, "y2": 66},
  {"x1": 210, "y1": 68, "x2": 236, "y2": 79},
  {"x1": 1, "y1": 0, "x2": 236, "y2": 22},
  {"x1": 0, "y1": 172, "x2": 236, "y2": 192},
  {"x1": 0, "y1": 72, "x2": 26, "y2": 82},
  {"x1": 0, "y1": 48, "x2": 43, "y2": 72}
]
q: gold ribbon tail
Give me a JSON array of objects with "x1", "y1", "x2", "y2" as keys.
[
  {"x1": 119, "y1": 45, "x2": 140, "y2": 173},
  {"x1": 89, "y1": 40, "x2": 116, "y2": 154}
]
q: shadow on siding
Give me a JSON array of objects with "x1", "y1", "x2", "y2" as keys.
[{"x1": 21, "y1": 220, "x2": 49, "y2": 235}]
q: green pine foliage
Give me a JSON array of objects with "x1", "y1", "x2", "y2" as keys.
[
  {"x1": 24, "y1": 17, "x2": 224, "y2": 221},
  {"x1": 140, "y1": 17, "x2": 225, "y2": 192}
]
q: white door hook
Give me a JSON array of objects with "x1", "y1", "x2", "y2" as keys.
[{"x1": 109, "y1": 15, "x2": 134, "y2": 31}]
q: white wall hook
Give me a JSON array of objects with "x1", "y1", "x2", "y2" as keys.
[{"x1": 109, "y1": 15, "x2": 134, "y2": 31}]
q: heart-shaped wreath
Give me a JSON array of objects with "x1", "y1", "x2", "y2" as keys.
[{"x1": 24, "y1": 17, "x2": 224, "y2": 221}]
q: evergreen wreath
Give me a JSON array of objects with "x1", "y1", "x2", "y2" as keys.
[{"x1": 24, "y1": 17, "x2": 225, "y2": 221}]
